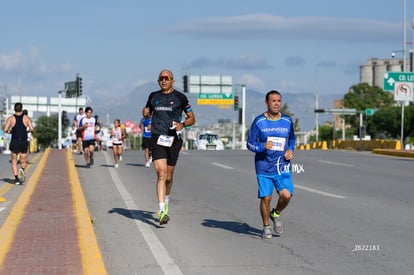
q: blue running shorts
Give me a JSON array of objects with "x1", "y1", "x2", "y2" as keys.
[{"x1": 256, "y1": 172, "x2": 294, "y2": 198}]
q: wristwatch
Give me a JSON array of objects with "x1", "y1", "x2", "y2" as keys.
[{"x1": 182, "y1": 121, "x2": 186, "y2": 127}]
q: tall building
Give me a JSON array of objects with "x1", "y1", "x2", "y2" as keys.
[{"x1": 360, "y1": 58, "x2": 409, "y2": 88}]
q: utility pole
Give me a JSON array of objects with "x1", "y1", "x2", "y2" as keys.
[
  {"x1": 58, "y1": 91, "x2": 63, "y2": 149},
  {"x1": 400, "y1": 0, "x2": 407, "y2": 150},
  {"x1": 241, "y1": 85, "x2": 246, "y2": 149},
  {"x1": 315, "y1": 93, "x2": 319, "y2": 142}
]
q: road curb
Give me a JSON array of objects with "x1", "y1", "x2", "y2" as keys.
[
  {"x1": 372, "y1": 149, "x2": 414, "y2": 158},
  {"x1": 66, "y1": 149, "x2": 107, "y2": 275}
]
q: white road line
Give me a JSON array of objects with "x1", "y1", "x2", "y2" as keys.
[
  {"x1": 211, "y1": 162, "x2": 234, "y2": 170},
  {"x1": 295, "y1": 184, "x2": 346, "y2": 199},
  {"x1": 0, "y1": 207, "x2": 5, "y2": 214},
  {"x1": 318, "y1": 160, "x2": 354, "y2": 167},
  {"x1": 103, "y1": 151, "x2": 183, "y2": 275}
]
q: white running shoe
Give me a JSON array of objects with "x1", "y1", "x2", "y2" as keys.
[
  {"x1": 145, "y1": 161, "x2": 150, "y2": 168},
  {"x1": 18, "y1": 168, "x2": 26, "y2": 183},
  {"x1": 262, "y1": 226, "x2": 272, "y2": 239},
  {"x1": 119, "y1": 156, "x2": 122, "y2": 162},
  {"x1": 270, "y1": 209, "x2": 284, "y2": 234},
  {"x1": 114, "y1": 163, "x2": 119, "y2": 168}
]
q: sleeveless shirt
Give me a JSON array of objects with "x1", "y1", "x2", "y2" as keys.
[{"x1": 11, "y1": 114, "x2": 28, "y2": 140}]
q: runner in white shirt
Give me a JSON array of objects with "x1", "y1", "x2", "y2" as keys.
[
  {"x1": 79, "y1": 107, "x2": 97, "y2": 168},
  {"x1": 110, "y1": 119, "x2": 126, "y2": 168}
]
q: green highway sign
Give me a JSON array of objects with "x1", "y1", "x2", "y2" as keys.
[
  {"x1": 197, "y1": 93, "x2": 233, "y2": 105},
  {"x1": 197, "y1": 93, "x2": 233, "y2": 99},
  {"x1": 365, "y1": 108, "x2": 378, "y2": 116},
  {"x1": 383, "y1": 72, "x2": 414, "y2": 91}
]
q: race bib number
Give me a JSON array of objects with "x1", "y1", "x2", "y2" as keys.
[
  {"x1": 157, "y1": 135, "x2": 175, "y2": 147},
  {"x1": 267, "y1": 136, "x2": 286, "y2": 151}
]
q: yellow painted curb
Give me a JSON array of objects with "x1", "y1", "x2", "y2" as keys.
[
  {"x1": 66, "y1": 150, "x2": 107, "y2": 274},
  {"x1": 0, "y1": 149, "x2": 49, "y2": 267},
  {"x1": 372, "y1": 149, "x2": 414, "y2": 158}
]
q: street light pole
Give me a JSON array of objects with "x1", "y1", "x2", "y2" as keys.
[
  {"x1": 400, "y1": 0, "x2": 407, "y2": 150},
  {"x1": 58, "y1": 90, "x2": 62, "y2": 150},
  {"x1": 241, "y1": 85, "x2": 246, "y2": 150}
]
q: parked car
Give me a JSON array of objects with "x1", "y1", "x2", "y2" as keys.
[{"x1": 194, "y1": 133, "x2": 224, "y2": 150}]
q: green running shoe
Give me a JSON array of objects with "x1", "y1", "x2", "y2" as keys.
[{"x1": 158, "y1": 210, "x2": 170, "y2": 225}]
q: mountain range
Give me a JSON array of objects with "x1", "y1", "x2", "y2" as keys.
[{"x1": 90, "y1": 82, "x2": 343, "y2": 132}]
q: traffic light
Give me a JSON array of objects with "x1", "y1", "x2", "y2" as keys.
[
  {"x1": 314, "y1": 109, "x2": 325, "y2": 113},
  {"x1": 234, "y1": 96, "x2": 239, "y2": 111},
  {"x1": 183, "y1": 75, "x2": 188, "y2": 93},
  {"x1": 61, "y1": 110, "x2": 67, "y2": 125},
  {"x1": 76, "y1": 76, "x2": 83, "y2": 97}
]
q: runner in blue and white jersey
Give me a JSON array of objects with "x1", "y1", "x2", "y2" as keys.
[{"x1": 247, "y1": 90, "x2": 296, "y2": 239}]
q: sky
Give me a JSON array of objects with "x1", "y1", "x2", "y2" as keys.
[{"x1": 1, "y1": 0, "x2": 413, "y2": 105}]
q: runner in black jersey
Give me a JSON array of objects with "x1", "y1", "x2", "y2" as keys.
[
  {"x1": 143, "y1": 69, "x2": 196, "y2": 225},
  {"x1": 3, "y1": 102, "x2": 34, "y2": 185}
]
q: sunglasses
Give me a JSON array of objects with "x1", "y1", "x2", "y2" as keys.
[{"x1": 158, "y1": 76, "x2": 173, "y2": 82}]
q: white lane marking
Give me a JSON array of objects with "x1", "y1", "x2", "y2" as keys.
[
  {"x1": 295, "y1": 184, "x2": 346, "y2": 199},
  {"x1": 211, "y1": 162, "x2": 234, "y2": 170},
  {"x1": 0, "y1": 207, "x2": 5, "y2": 214},
  {"x1": 103, "y1": 151, "x2": 183, "y2": 275},
  {"x1": 318, "y1": 160, "x2": 354, "y2": 167}
]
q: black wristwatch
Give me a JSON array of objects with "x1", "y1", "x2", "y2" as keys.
[{"x1": 182, "y1": 121, "x2": 186, "y2": 127}]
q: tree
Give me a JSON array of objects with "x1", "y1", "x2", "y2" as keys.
[
  {"x1": 34, "y1": 111, "x2": 71, "y2": 149},
  {"x1": 34, "y1": 115, "x2": 59, "y2": 149},
  {"x1": 319, "y1": 125, "x2": 334, "y2": 141},
  {"x1": 309, "y1": 124, "x2": 337, "y2": 143},
  {"x1": 343, "y1": 83, "x2": 394, "y2": 136},
  {"x1": 371, "y1": 105, "x2": 414, "y2": 140}
]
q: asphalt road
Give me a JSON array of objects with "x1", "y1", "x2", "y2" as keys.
[{"x1": 2, "y1": 149, "x2": 414, "y2": 274}]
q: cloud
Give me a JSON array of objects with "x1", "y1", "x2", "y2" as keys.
[
  {"x1": 238, "y1": 74, "x2": 266, "y2": 90},
  {"x1": 0, "y1": 47, "x2": 73, "y2": 77},
  {"x1": 224, "y1": 55, "x2": 272, "y2": 69},
  {"x1": 167, "y1": 14, "x2": 400, "y2": 42}
]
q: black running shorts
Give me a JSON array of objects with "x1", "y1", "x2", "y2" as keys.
[
  {"x1": 150, "y1": 134, "x2": 183, "y2": 166},
  {"x1": 10, "y1": 139, "x2": 29, "y2": 154}
]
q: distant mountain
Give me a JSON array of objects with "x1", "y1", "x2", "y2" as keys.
[{"x1": 91, "y1": 82, "x2": 343, "y2": 132}]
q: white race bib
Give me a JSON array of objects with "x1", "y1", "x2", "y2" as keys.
[
  {"x1": 157, "y1": 135, "x2": 175, "y2": 147},
  {"x1": 267, "y1": 136, "x2": 286, "y2": 151}
]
